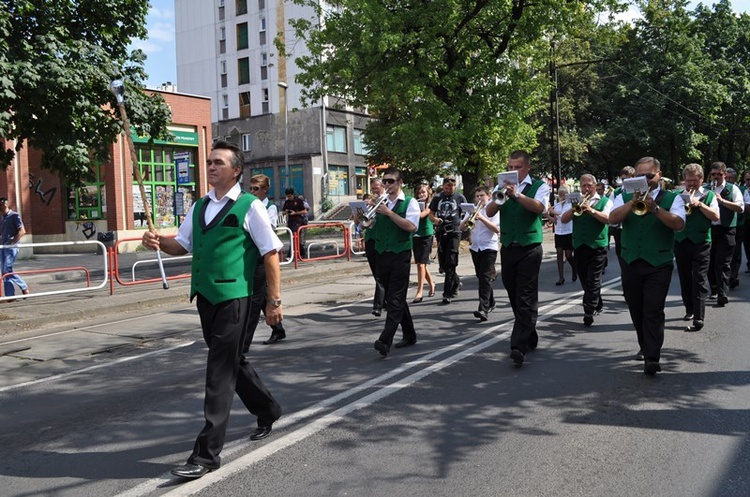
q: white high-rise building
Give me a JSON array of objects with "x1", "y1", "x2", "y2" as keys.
[{"x1": 175, "y1": 0, "x2": 373, "y2": 211}]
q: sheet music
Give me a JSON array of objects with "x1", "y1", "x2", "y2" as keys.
[
  {"x1": 460, "y1": 202, "x2": 477, "y2": 213},
  {"x1": 349, "y1": 201, "x2": 367, "y2": 211},
  {"x1": 567, "y1": 192, "x2": 583, "y2": 203},
  {"x1": 622, "y1": 176, "x2": 649, "y2": 194},
  {"x1": 497, "y1": 170, "x2": 519, "y2": 186}
]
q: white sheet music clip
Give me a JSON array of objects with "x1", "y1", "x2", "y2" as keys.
[
  {"x1": 622, "y1": 176, "x2": 649, "y2": 194},
  {"x1": 497, "y1": 170, "x2": 519, "y2": 187}
]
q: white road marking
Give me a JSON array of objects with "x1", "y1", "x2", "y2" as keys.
[{"x1": 115, "y1": 277, "x2": 623, "y2": 497}]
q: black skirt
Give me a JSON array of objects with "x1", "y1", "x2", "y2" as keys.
[{"x1": 412, "y1": 235, "x2": 433, "y2": 264}]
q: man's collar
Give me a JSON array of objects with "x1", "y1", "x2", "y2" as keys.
[
  {"x1": 389, "y1": 190, "x2": 405, "y2": 201},
  {"x1": 208, "y1": 182, "x2": 242, "y2": 202}
]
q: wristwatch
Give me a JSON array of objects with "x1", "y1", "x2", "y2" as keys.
[
  {"x1": 270, "y1": 299, "x2": 282, "y2": 307},
  {"x1": 653, "y1": 205, "x2": 660, "y2": 214}
]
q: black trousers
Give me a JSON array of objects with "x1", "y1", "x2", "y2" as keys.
[
  {"x1": 708, "y1": 226, "x2": 736, "y2": 298},
  {"x1": 674, "y1": 239, "x2": 711, "y2": 321},
  {"x1": 191, "y1": 295, "x2": 282, "y2": 469},
  {"x1": 573, "y1": 245, "x2": 607, "y2": 314},
  {"x1": 730, "y1": 224, "x2": 745, "y2": 282},
  {"x1": 437, "y1": 231, "x2": 461, "y2": 298},
  {"x1": 501, "y1": 243, "x2": 542, "y2": 353},
  {"x1": 376, "y1": 250, "x2": 416, "y2": 347},
  {"x1": 610, "y1": 226, "x2": 626, "y2": 274},
  {"x1": 365, "y1": 238, "x2": 385, "y2": 312},
  {"x1": 242, "y1": 260, "x2": 286, "y2": 351},
  {"x1": 470, "y1": 249, "x2": 497, "y2": 313},
  {"x1": 621, "y1": 259, "x2": 673, "y2": 362},
  {"x1": 744, "y1": 223, "x2": 750, "y2": 271}
]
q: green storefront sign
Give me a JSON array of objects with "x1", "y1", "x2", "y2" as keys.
[{"x1": 131, "y1": 130, "x2": 199, "y2": 147}]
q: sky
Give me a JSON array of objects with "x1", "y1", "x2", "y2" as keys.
[{"x1": 137, "y1": 0, "x2": 750, "y2": 90}]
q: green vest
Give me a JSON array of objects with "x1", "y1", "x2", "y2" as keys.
[
  {"x1": 717, "y1": 183, "x2": 739, "y2": 228},
  {"x1": 374, "y1": 196, "x2": 414, "y2": 254},
  {"x1": 416, "y1": 215, "x2": 434, "y2": 237},
  {"x1": 620, "y1": 190, "x2": 678, "y2": 266},
  {"x1": 499, "y1": 179, "x2": 544, "y2": 246},
  {"x1": 675, "y1": 190, "x2": 714, "y2": 244},
  {"x1": 190, "y1": 192, "x2": 260, "y2": 304},
  {"x1": 572, "y1": 196, "x2": 609, "y2": 249}
]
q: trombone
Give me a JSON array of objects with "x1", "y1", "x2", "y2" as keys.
[
  {"x1": 464, "y1": 201, "x2": 485, "y2": 230},
  {"x1": 572, "y1": 193, "x2": 593, "y2": 216},
  {"x1": 631, "y1": 187, "x2": 653, "y2": 216}
]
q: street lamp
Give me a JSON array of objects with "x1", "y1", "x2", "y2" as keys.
[{"x1": 278, "y1": 82, "x2": 289, "y2": 190}]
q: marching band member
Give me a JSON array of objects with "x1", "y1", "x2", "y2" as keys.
[
  {"x1": 372, "y1": 167, "x2": 420, "y2": 357},
  {"x1": 674, "y1": 164, "x2": 719, "y2": 332},
  {"x1": 429, "y1": 175, "x2": 467, "y2": 304},
  {"x1": 364, "y1": 177, "x2": 386, "y2": 316},
  {"x1": 459, "y1": 186, "x2": 500, "y2": 322},
  {"x1": 726, "y1": 168, "x2": 745, "y2": 289},
  {"x1": 412, "y1": 183, "x2": 436, "y2": 303},
  {"x1": 548, "y1": 186, "x2": 577, "y2": 286},
  {"x1": 707, "y1": 162, "x2": 744, "y2": 307},
  {"x1": 243, "y1": 174, "x2": 289, "y2": 348},
  {"x1": 609, "y1": 166, "x2": 635, "y2": 274},
  {"x1": 560, "y1": 174, "x2": 612, "y2": 327},
  {"x1": 609, "y1": 157, "x2": 684, "y2": 375},
  {"x1": 485, "y1": 150, "x2": 550, "y2": 367}
]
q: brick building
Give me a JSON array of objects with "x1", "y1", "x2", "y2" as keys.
[{"x1": 0, "y1": 90, "x2": 212, "y2": 254}]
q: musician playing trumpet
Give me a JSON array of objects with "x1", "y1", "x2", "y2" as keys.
[
  {"x1": 609, "y1": 157, "x2": 685, "y2": 375},
  {"x1": 674, "y1": 164, "x2": 719, "y2": 332},
  {"x1": 363, "y1": 178, "x2": 386, "y2": 316},
  {"x1": 561, "y1": 174, "x2": 612, "y2": 327},
  {"x1": 459, "y1": 186, "x2": 500, "y2": 322}
]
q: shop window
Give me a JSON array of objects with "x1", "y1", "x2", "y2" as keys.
[{"x1": 328, "y1": 165, "x2": 349, "y2": 196}]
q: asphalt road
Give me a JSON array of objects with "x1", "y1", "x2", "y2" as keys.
[{"x1": 1, "y1": 252, "x2": 749, "y2": 497}]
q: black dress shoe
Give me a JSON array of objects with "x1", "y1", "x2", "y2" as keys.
[
  {"x1": 716, "y1": 295, "x2": 728, "y2": 307},
  {"x1": 372, "y1": 309, "x2": 382, "y2": 317},
  {"x1": 644, "y1": 360, "x2": 662, "y2": 375},
  {"x1": 634, "y1": 350, "x2": 644, "y2": 361},
  {"x1": 729, "y1": 279, "x2": 739, "y2": 289},
  {"x1": 510, "y1": 348, "x2": 524, "y2": 366},
  {"x1": 441, "y1": 297, "x2": 452, "y2": 305},
  {"x1": 263, "y1": 334, "x2": 286, "y2": 345},
  {"x1": 374, "y1": 340, "x2": 389, "y2": 357},
  {"x1": 394, "y1": 338, "x2": 417, "y2": 348},
  {"x1": 555, "y1": 279, "x2": 564, "y2": 286},
  {"x1": 583, "y1": 313, "x2": 594, "y2": 326},
  {"x1": 250, "y1": 425, "x2": 273, "y2": 441},
  {"x1": 685, "y1": 320, "x2": 704, "y2": 332},
  {"x1": 683, "y1": 313, "x2": 694, "y2": 321},
  {"x1": 473, "y1": 310, "x2": 488, "y2": 322},
  {"x1": 171, "y1": 463, "x2": 211, "y2": 479}
]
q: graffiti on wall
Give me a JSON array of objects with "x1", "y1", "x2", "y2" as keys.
[
  {"x1": 77, "y1": 221, "x2": 97, "y2": 240},
  {"x1": 28, "y1": 173, "x2": 57, "y2": 206}
]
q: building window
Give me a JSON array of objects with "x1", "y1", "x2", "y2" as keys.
[
  {"x1": 222, "y1": 94, "x2": 229, "y2": 120},
  {"x1": 262, "y1": 88, "x2": 269, "y2": 114},
  {"x1": 222, "y1": 108, "x2": 229, "y2": 120},
  {"x1": 222, "y1": 94, "x2": 229, "y2": 107},
  {"x1": 236, "y1": 0, "x2": 248, "y2": 15},
  {"x1": 67, "y1": 164, "x2": 105, "y2": 220},
  {"x1": 258, "y1": 0, "x2": 265, "y2": 9},
  {"x1": 260, "y1": 66, "x2": 268, "y2": 80},
  {"x1": 133, "y1": 146, "x2": 197, "y2": 228},
  {"x1": 239, "y1": 91, "x2": 251, "y2": 118},
  {"x1": 261, "y1": 52, "x2": 268, "y2": 66},
  {"x1": 219, "y1": 26, "x2": 226, "y2": 54},
  {"x1": 242, "y1": 133, "x2": 252, "y2": 152},
  {"x1": 353, "y1": 129, "x2": 369, "y2": 155},
  {"x1": 329, "y1": 165, "x2": 350, "y2": 196},
  {"x1": 259, "y1": 31, "x2": 266, "y2": 45},
  {"x1": 238, "y1": 57, "x2": 250, "y2": 85},
  {"x1": 221, "y1": 74, "x2": 228, "y2": 88},
  {"x1": 218, "y1": 5, "x2": 225, "y2": 20},
  {"x1": 236, "y1": 22, "x2": 248, "y2": 50},
  {"x1": 220, "y1": 60, "x2": 227, "y2": 88},
  {"x1": 326, "y1": 126, "x2": 347, "y2": 153}
]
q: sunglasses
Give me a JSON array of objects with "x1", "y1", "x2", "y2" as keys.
[
  {"x1": 443, "y1": 178, "x2": 456, "y2": 183},
  {"x1": 382, "y1": 178, "x2": 397, "y2": 185},
  {"x1": 249, "y1": 186, "x2": 262, "y2": 191},
  {"x1": 641, "y1": 173, "x2": 657, "y2": 180}
]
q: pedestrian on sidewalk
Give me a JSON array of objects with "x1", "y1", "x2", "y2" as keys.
[
  {"x1": 1, "y1": 196, "x2": 29, "y2": 299},
  {"x1": 142, "y1": 141, "x2": 282, "y2": 480}
]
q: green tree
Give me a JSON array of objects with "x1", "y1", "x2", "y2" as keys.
[
  {"x1": 0, "y1": 0, "x2": 172, "y2": 185},
  {"x1": 285, "y1": 0, "x2": 624, "y2": 193}
]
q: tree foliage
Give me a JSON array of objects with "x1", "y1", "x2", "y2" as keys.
[
  {"x1": 286, "y1": 0, "x2": 624, "y2": 191},
  {"x1": 0, "y1": 0, "x2": 172, "y2": 185}
]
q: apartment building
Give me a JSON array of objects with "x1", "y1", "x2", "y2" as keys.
[{"x1": 175, "y1": 0, "x2": 374, "y2": 212}]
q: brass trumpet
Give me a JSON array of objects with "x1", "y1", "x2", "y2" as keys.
[
  {"x1": 464, "y1": 201, "x2": 485, "y2": 230},
  {"x1": 631, "y1": 187, "x2": 653, "y2": 216},
  {"x1": 683, "y1": 189, "x2": 696, "y2": 216},
  {"x1": 572, "y1": 193, "x2": 593, "y2": 216}
]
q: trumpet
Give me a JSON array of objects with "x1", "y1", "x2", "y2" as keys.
[
  {"x1": 492, "y1": 186, "x2": 509, "y2": 205},
  {"x1": 572, "y1": 193, "x2": 593, "y2": 216},
  {"x1": 464, "y1": 201, "x2": 485, "y2": 230},
  {"x1": 358, "y1": 195, "x2": 387, "y2": 229},
  {"x1": 631, "y1": 187, "x2": 653, "y2": 216},
  {"x1": 604, "y1": 185, "x2": 615, "y2": 197}
]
